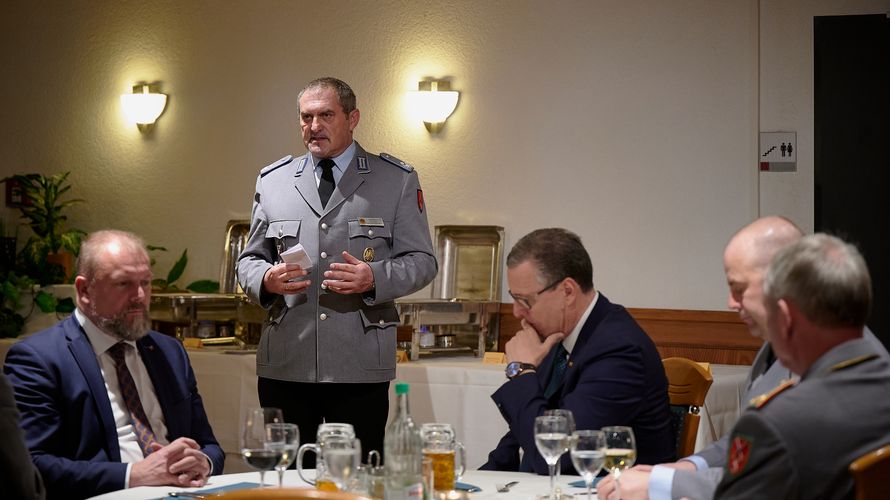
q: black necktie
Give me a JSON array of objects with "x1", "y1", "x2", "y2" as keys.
[
  {"x1": 544, "y1": 344, "x2": 569, "y2": 398},
  {"x1": 317, "y1": 158, "x2": 336, "y2": 207}
]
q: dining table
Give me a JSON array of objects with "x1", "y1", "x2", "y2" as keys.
[{"x1": 87, "y1": 468, "x2": 595, "y2": 500}]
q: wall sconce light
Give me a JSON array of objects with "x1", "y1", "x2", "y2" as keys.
[
  {"x1": 408, "y1": 80, "x2": 459, "y2": 133},
  {"x1": 121, "y1": 83, "x2": 167, "y2": 132}
]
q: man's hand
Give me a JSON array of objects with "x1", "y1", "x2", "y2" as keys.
[
  {"x1": 262, "y1": 263, "x2": 310, "y2": 295},
  {"x1": 130, "y1": 438, "x2": 211, "y2": 488},
  {"x1": 323, "y1": 251, "x2": 375, "y2": 294},
  {"x1": 597, "y1": 465, "x2": 653, "y2": 500},
  {"x1": 504, "y1": 319, "x2": 565, "y2": 367}
]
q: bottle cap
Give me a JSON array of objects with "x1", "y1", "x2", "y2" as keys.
[{"x1": 395, "y1": 381, "x2": 409, "y2": 395}]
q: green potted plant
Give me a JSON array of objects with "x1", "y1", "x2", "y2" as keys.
[{"x1": 2, "y1": 172, "x2": 86, "y2": 284}]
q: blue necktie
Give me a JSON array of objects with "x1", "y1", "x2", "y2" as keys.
[{"x1": 544, "y1": 344, "x2": 569, "y2": 398}]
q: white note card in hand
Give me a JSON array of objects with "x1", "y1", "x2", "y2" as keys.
[{"x1": 280, "y1": 243, "x2": 313, "y2": 269}]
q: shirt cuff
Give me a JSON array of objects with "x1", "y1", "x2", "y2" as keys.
[
  {"x1": 683, "y1": 454, "x2": 709, "y2": 470},
  {"x1": 124, "y1": 463, "x2": 132, "y2": 489},
  {"x1": 648, "y1": 465, "x2": 675, "y2": 500},
  {"x1": 203, "y1": 451, "x2": 214, "y2": 476}
]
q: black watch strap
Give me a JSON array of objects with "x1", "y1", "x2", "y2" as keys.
[{"x1": 506, "y1": 361, "x2": 537, "y2": 379}]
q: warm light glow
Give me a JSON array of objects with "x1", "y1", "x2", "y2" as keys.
[
  {"x1": 407, "y1": 80, "x2": 459, "y2": 133},
  {"x1": 121, "y1": 84, "x2": 167, "y2": 125}
]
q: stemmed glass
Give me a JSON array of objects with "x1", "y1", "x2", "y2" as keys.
[
  {"x1": 543, "y1": 409, "x2": 576, "y2": 499},
  {"x1": 241, "y1": 407, "x2": 284, "y2": 487},
  {"x1": 266, "y1": 423, "x2": 299, "y2": 488},
  {"x1": 570, "y1": 430, "x2": 606, "y2": 500},
  {"x1": 602, "y1": 426, "x2": 636, "y2": 500},
  {"x1": 321, "y1": 436, "x2": 361, "y2": 491},
  {"x1": 535, "y1": 415, "x2": 573, "y2": 500}
]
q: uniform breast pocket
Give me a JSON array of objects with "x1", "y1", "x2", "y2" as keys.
[
  {"x1": 348, "y1": 219, "x2": 392, "y2": 263},
  {"x1": 266, "y1": 219, "x2": 302, "y2": 260}
]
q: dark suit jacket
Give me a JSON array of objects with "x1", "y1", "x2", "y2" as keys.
[
  {"x1": 3, "y1": 316, "x2": 225, "y2": 499},
  {"x1": 1, "y1": 372, "x2": 45, "y2": 499},
  {"x1": 480, "y1": 294, "x2": 676, "y2": 474}
]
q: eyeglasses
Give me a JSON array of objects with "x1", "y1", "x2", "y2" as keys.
[{"x1": 509, "y1": 277, "x2": 565, "y2": 310}]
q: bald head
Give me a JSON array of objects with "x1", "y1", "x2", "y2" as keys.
[{"x1": 723, "y1": 216, "x2": 803, "y2": 338}]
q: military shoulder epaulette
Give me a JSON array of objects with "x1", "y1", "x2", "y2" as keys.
[
  {"x1": 831, "y1": 353, "x2": 879, "y2": 372},
  {"x1": 749, "y1": 379, "x2": 796, "y2": 409},
  {"x1": 379, "y1": 152, "x2": 413, "y2": 172},
  {"x1": 260, "y1": 155, "x2": 294, "y2": 176}
]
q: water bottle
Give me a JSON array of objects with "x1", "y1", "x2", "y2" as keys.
[{"x1": 384, "y1": 382, "x2": 423, "y2": 499}]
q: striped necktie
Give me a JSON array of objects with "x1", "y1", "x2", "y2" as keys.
[{"x1": 108, "y1": 342, "x2": 158, "y2": 456}]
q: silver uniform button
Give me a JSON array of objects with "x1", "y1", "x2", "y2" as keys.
[
  {"x1": 368, "y1": 229, "x2": 375, "y2": 236},
  {"x1": 321, "y1": 283, "x2": 327, "y2": 290},
  {"x1": 378, "y1": 319, "x2": 385, "y2": 325},
  {"x1": 320, "y1": 251, "x2": 328, "y2": 259},
  {"x1": 321, "y1": 222, "x2": 329, "y2": 230},
  {"x1": 320, "y1": 313, "x2": 327, "y2": 320}
]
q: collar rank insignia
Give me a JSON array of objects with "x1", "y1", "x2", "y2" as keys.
[{"x1": 357, "y1": 156, "x2": 369, "y2": 172}]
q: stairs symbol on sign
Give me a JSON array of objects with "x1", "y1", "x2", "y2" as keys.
[{"x1": 762, "y1": 146, "x2": 776, "y2": 157}]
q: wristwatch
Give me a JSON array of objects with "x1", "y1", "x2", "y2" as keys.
[{"x1": 505, "y1": 361, "x2": 537, "y2": 380}]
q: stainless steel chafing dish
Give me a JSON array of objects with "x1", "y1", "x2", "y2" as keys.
[
  {"x1": 149, "y1": 220, "x2": 266, "y2": 346},
  {"x1": 397, "y1": 225, "x2": 504, "y2": 360}
]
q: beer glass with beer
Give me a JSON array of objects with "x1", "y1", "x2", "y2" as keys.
[
  {"x1": 297, "y1": 422, "x2": 357, "y2": 487},
  {"x1": 420, "y1": 423, "x2": 466, "y2": 491}
]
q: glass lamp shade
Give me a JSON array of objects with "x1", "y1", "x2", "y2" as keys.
[{"x1": 121, "y1": 90, "x2": 167, "y2": 125}]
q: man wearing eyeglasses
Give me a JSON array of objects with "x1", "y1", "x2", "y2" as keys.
[{"x1": 481, "y1": 228, "x2": 676, "y2": 474}]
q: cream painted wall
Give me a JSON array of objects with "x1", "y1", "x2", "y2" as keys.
[
  {"x1": 2, "y1": 0, "x2": 763, "y2": 309},
  {"x1": 758, "y1": 0, "x2": 890, "y2": 230}
]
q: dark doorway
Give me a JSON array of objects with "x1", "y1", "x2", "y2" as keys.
[{"x1": 814, "y1": 14, "x2": 889, "y2": 346}]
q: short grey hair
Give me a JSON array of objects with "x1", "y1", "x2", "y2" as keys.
[
  {"x1": 76, "y1": 230, "x2": 148, "y2": 279},
  {"x1": 297, "y1": 77, "x2": 357, "y2": 115},
  {"x1": 763, "y1": 233, "x2": 872, "y2": 328}
]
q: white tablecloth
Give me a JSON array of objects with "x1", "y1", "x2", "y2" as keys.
[
  {"x1": 185, "y1": 351, "x2": 750, "y2": 469},
  {"x1": 87, "y1": 468, "x2": 585, "y2": 500}
]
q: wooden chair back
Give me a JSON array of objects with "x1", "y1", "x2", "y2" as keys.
[
  {"x1": 662, "y1": 357, "x2": 713, "y2": 458},
  {"x1": 850, "y1": 443, "x2": 890, "y2": 500}
]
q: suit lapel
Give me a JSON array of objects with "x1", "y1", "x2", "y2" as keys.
[
  {"x1": 323, "y1": 147, "x2": 367, "y2": 215},
  {"x1": 292, "y1": 156, "x2": 325, "y2": 216},
  {"x1": 65, "y1": 317, "x2": 121, "y2": 461},
  {"x1": 137, "y1": 335, "x2": 175, "y2": 440}
]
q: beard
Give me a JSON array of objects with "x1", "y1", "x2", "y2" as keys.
[{"x1": 92, "y1": 304, "x2": 151, "y2": 342}]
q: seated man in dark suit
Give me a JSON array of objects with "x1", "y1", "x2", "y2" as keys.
[
  {"x1": 4, "y1": 230, "x2": 224, "y2": 499},
  {"x1": 481, "y1": 228, "x2": 675, "y2": 474}
]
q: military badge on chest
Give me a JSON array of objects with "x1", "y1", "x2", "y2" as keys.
[{"x1": 363, "y1": 247, "x2": 375, "y2": 262}]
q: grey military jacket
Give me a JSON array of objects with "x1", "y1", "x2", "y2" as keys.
[
  {"x1": 714, "y1": 337, "x2": 890, "y2": 500},
  {"x1": 237, "y1": 143, "x2": 437, "y2": 383}
]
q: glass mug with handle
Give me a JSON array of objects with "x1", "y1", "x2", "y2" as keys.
[
  {"x1": 420, "y1": 423, "x2": 467, "y2": 491},
  {"x1": 297, "y1": 423, "x2": 356, "y2": 486}
]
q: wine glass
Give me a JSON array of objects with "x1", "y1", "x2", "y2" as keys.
[
  {"x1": 570, "y1": 430, "x2": 606, "y2": 500},
  {"x1": 321, "y1": 436, "x2": 361, "y2": 491},
  {"x1": 544, "y1": 409, "x2": 576, "y2": 498},
  {"x1": 602, "y1": 426, "x2": 636, "y2": 500},
  {"x1": 241, "y1": 407, "x2": 284, "y2": 487},
  {"x1": 535, "y1": 415, "x2": 572, "y2": 500},
  {"x1": 266, "y1": 423, "x2": 299, "y2": 488}
]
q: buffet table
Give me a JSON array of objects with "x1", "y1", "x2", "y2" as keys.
[{"x1": 185, "y1": 350, "x2": 749, "y2": 468}]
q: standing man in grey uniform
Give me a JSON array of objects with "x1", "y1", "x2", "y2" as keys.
[
  {"x1": 598, "y1": 216, "x2": 887, "y2": 500},
  {"x1": 237, "y1": 77, "x2": 437, "y2": 463},
  {"x1": 715, "y1": 234, "x2": 890, "y2": 499}
]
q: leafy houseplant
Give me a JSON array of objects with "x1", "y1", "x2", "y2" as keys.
[
  {"x1": 3, "y1": 172, "x2": 86, "y2": 285},
  {"x1": 150, "y1": 248, "x2": 220, "y2": 293}
]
